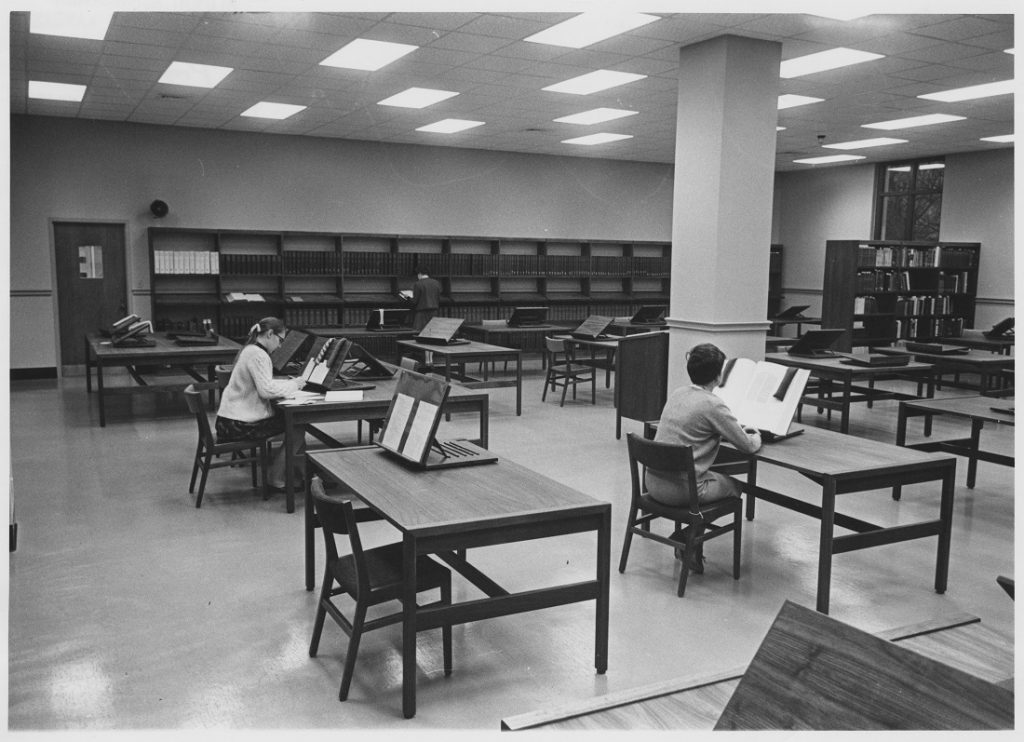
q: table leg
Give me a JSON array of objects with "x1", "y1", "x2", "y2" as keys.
[
  {"x1": 479, "y1": 400, "x2": 489, "y2": 448},
  {"x1": 515, "y1": 352, "x2": 522, "y2": 416},
  {"x1": 97, "y1": 358, "x2": 106, "y2": 427},
  {"x1": 893, "y1": 403, "x2": 908, "y2": 501},
  {"x1": 935, "y1": 463, "x2": 955, "y2": 595},
  {"x1": 966, "y1": 419, "x2": 982, "y2": 488},
  {"x1": 402, "y1": 534, "x2": 418, "y2": 719},
  {"x1": 284, "y1": 413, "x2": 296, "y2": 514},
  {"x1": 305, "y1": 471, "x2": 315, "y2": 591},
  {"x1": 444, "y1": 357, "x2": 453, "y2": 422},
  {"x1": 816, "y1": 478, "x2": 837, "y2": 614},
  {"x1": 745, "y1": 458, "x2": 758, "y2": 521},
  {"x1": 839, "y1": 377, "x2": 852, "y2": 434},
  {"x1": 84, "y1": 337, "x2": 93, "y2": 393},
  {"x1": 206, "y1": 363, "x2": 216, "y2": 408},
  {"x1": 595, "y1": 508, "x2": 610, "y2": 674}
]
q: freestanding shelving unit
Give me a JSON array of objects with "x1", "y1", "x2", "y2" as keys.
[
  {"x1": 148, "y1": 227, "x2": 671, "y2": 339},
  {"x1": 768, "y1": 244, "x2": 783, "y2": 318},
  {"x1": 822, "y1": 239, "x2": 980, "y2": 352}
]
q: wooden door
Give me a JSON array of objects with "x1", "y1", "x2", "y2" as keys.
[{"x1": 53, "y1": 221, "x2": 127, "y2": 369}]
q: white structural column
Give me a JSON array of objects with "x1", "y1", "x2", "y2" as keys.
[{"x1": 666, "y1": 35, "x2": 782, "y2": 390}]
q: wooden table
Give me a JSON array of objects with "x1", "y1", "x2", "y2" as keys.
[
  {"x1": 768, "y1": 315, "x2": 821, "y2": 336},
  {"x1": 940, "y1": 333, "x2": 1014, "y2": 355},
  {"x1": 84, "y1": 332, "x2": 241, "y2": 427},
  {"x1": 305, "y1": 446, "x2": 611, "y2": 719},
  {"x1": 559, "y1": 335, "x2": 621, "y2": 389},
  {"x1": 765, "y1": 335, "x2": 797, "y2": 353},
  {"x1": 895, "y1": 395, "x2": 1014, "y2": 495},
  {"x1": 276, "y1": 368, "x2": 490, "y2": 521},
  {"x1": 606, "y1": 320, "x2": 668, "y2": 336},
  {"x1": 873, "y1": 345, "x2": 1014, "y2": 394},
  {"x1": 461, "y1": 322, "x2": 571, "y2": 364},
  {"x1": 738, "y1": 426, "x2": 956, "y2": 614},
  {"x1": 765, "y1": 351, "x2": 935, "y2": 434},
  {"x1": 397, "y1": 339, "x2": 523, "y2": 415},
  {"x1": 500, "y1": 609, "x2": 1012, "y2": 730},
  {"x1": 714, "y1": 601, "x2": 1013, "y2": 730}
]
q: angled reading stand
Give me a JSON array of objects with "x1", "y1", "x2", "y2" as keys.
[
  {"x1": 110, "y1": 319, "x2": 155, "y2": 347},
  {"x1": 786, "y1": 328, "x2": 844, "y2": 358},
  {"x1": 414, "y1": 317, "x2": 469, "y2": 345},
  {"x1": 716, "y1": 357, "x2": 810, "y2": 439},
  {"x1": 270, "y1": 329, "x2": 311, "y2": 372},
  {"x1": 340, "y1": 342, "x2": 396, "y2": 380},
  {"x1": 629, "y1": 304, "x2": 667, "y2": 324},
  {"x1": 507, "y1": 306, "x2": 549, "y2": 327},
  {"x1": 572, "y1": 315, "x2": 614, "y2": 340},
  {"x1": 773, "y1": 304, "x2": 810, "y2": 319},
  {"x1": 377, "y1": 368, "x2": 497, "y2": 470}
]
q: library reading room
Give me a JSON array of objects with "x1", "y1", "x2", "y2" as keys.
[{"x1": 5, "y1": 5, "x2": 1017, "y2": 737}]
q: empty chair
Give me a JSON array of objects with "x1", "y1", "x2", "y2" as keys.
[
  {"x1": 183, "y1": 383, "x2": 269, "y2": 507},
  {"x1": 542, "y1": 336, "x2": 596, "y2": 407},
  {"x1": 619, "y1": 433, "x2": 742, "y2": 597},
  {"x1": 308, "y1": 476, "x2": 453, "y2": 702}
]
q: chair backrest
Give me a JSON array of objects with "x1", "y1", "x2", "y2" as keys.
[
  {"x1": 399, "y1": 356, "x2": 418, "y2": 371},
  {"x1": 626, "y1": 432, "x2": 701, "y2": 513},
  {"x1": 311, "y1": 476, "x2": 370, "y2": 589},
  {"x1": 215, "y1": 364, "x2": 234, "y2": 389},
  {"x1": 183, "y1": 383, "x2": 215, "y2": 446}
]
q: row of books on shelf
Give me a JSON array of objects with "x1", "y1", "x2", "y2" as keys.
[
  {"x1": 856, "y1": 244, "x2": 976, "y2": 269},
  {"x1": 220, "y1": 253, "x2": 282, "y2": 275},
  {"x1": 341, "y1": 251, "x2": 671, "y2": 277},
  {"x1": 153, "y1": 250, "x2": 220, "y2": 275},
  {"x1": 894, "y1": 294, "x2": 958, "y2": 317},
  {"x1": 894, "y1": 317, "x2": 964, "y2": 339},
  {"x1": 282, "y1": 250, "x2": 343, "y2": 274},
  {"x1": 283, "y1": 307, "x2": 340, "y2": 326},
  {"x1": 855, "y1": 269, "x2": 973, "y2": 293}
]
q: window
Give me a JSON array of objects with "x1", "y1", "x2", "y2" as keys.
[{"x1": 873, "y1": 157, "x2": 944, "y2": 241}]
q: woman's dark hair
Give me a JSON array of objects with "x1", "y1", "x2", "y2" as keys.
[
  {"x1": 232, "y1": 316, "x2": 285, "y2": 364},
  {"x1": 686, "y1": 343, "x2": 726, "y2": 385}
]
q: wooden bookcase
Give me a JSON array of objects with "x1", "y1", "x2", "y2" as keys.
[
  {"x1": 768, "y1": 244, "x2": 783, "y2": 317},
  {"x1": 822, "y1": 239, "x2": 980, "y2": 352},
  {"x1": 148, "y1": 227, "x2": 671, "y2": 339}
]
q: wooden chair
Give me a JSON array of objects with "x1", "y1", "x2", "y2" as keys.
[
  {"x1": 183, "y1": 383, "x2": 269, "y2": 508},
  {"x1": 308, "y1": 476, "x2": 453, "y2": 701},
  {"x1": 619, "y1": 433, "x2": 742, "y2": 597},
  {"x1": 542, "y1": 336, "x2": 596, "y2": 406}
]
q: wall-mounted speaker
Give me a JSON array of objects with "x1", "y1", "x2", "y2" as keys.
[{"x1": 150, "y1": 200, "x2": 169, "y2": 218}]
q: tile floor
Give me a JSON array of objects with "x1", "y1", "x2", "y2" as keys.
[{"x1": 6, "y1": 361, "x2": 1015, "y2": 735}]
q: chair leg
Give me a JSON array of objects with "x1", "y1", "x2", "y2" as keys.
[
  {"x1": 308, "y1": 571, "x2": 332, "y2": 657},
  {"x1": 677, "y1": 534, "x2": 694, "y2": 597},
  {"x1": 259, "y1": 441, "x2": 270, "y2": 500},
  {"x1": 590, "y1": 371, "x2": 596, "y2": 404},
  {"x1": 542, "y1": 369, "x2": 552, "y2": 401},
  {"x1": 250, "y1": 448, "x2": 258, "y2": 487},
  {"x1": 339, "y1": 603, "x2": 368, "y2": 702},
  {"x1": 188, "y1": 439, "x2": 203, "y2": 493},
  {"x1": 441, "y1": 578, "x2": 453, "y2": 676},
  {"x1": 618, "y1": 507, "x2": 639, "y2": 573},
  {"x1": 559, "y1": 377, "x2": 569, "y2": 407},
  {"x1": 195, "y1": 452, "x2": 213, "y2": 508},
  {"x1": 733, "y1": 504, "x2": 743, "y2": 580}
]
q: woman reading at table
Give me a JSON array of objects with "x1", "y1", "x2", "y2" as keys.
[{"x1": 216, "y1": 317, "x2": 304, "y2": 490}]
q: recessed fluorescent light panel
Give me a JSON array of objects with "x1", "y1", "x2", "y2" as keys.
[
  {"x1": 240, "y1": 102, "x2": 306, "y2": 120},
  {"x1": 777, "y1": 126, "x2": 786, "y2": 131},
  {"x1": 524, "y1": 12, "x2": 659, "y2": 48},
  {"x1": 159, "y1": 61, "x2": 233, "y2": 88},
  {"x1": 30, "y1": 10, "x2": 112, "y2": 40},
  {"x1": 863, "y1": 113, "x2": 965, "y2": 130},
  {"x1": 417, "y1": 119, "x2": 485, "y2": 134},
  {"x1": 919, "y1": 163, "x2": 945, "y2": 170},
  {"x1": 824, "y1": 137, "x2": 907, "y2": 150},
  {"x1": 378, "y1": 87, "x2": 459, "y2": 109},
  {"x1": 28, "y1": 81, "x2": 87, "y2": 102},
  {"x1": 980, "y1": 134, "x2": 1014, "y2": 143},
  {"x1": 780, "y1": 48, "x2": 884, "y2": 78},
  {"x1": 562, "y1": 133, "x2": 633, "y2": 146},
  {"x1": 1004, "y1": 49, "x2": 1014, "y2": 54},
  {"x1": 811, "y1": 12, "x2": 871, "y2": 21},
  {"x1": 320, "y1": 39, "x2": 418, "y2": 71},
  {"x1": 554, "y1": 108, "x2": 638, "y2": 125},
  {"x1": 544, "y1": 70, "x2": 646, "y2": 95},
  {"x1": 918, "y1": 80, "x2": 1014, "y2": 102},
  {"x1": 778, "y1": 94, "x2": 824, "y2": 110},
  {"x1": 793, "y1": 154, "x2": 866, "y2": 165}
]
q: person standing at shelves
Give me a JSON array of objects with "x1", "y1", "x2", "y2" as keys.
[
  {"x1": 216, "y1": 316, "x2": 304, "y2": 490},
  {"x1": 408, "y1": 267, "x2": 442, "y2": 332},
  {"x1": 649, "y1": 343, "x2": 762, "y2": 570}
]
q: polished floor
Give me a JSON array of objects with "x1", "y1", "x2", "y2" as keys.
[{"x1": 6, "y1": 361, "x2": 1016, "y2": 734}]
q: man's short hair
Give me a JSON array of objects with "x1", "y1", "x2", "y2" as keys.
[{"x1": 686, "y1": 343, "x2": 726, "y2": 385}]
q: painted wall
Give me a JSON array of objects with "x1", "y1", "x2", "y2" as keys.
[{"x1": 9, "y1": 115, "x2": 674, "y2": 369}]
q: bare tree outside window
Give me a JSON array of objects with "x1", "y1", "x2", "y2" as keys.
[{"x1": 873, "y1": 158, "x2": 944, "y2": 241}]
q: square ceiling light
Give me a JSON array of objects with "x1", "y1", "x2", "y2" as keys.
[
  {"x1": 320, "y1": 39, "x2": 418, "y2": 71},
  {"x1": 543, "y1": 70, "x2": 646, "y2": 95},
  {"x1": 554, "y1": 108, "x2": 638, "y2": 125},
  {"x1": 918, "y1": 80, "x2": 1014, "y2": 103},
  {"x1": 525, "y1": 12, "x2": 659, "y2": 48},
  {"x1": 778, "y1": 94, "x2": 824, "y2": 110},
  {"x1": 378, "y1": 87, "x2": 459, "y2": 108},
  {"x1": 793, "y1": 154, "x2": 866, "y2": 165},
  {"x1": 28, "y1": 81, "x2": 87, "y2": 102},
  {"x1": 240, "y1": 102, "x2": 306, "y2": 120},
  {"x1": 30, "y1": 10, "x2": 112, "y2": 40},
  {"x1": 980, "y1": 134, "x2": 1014, "y2": 143},
  {"x1": 562, "y1": 133, "x2": 633, "y2": 146},
  {"x1": 159, "y1": 61, "x2": 233, "y2": 88},
  {"x1": 823, "y1": 137, "x2": 907, "y2": 150},
  {"x1": 863, "y1": 113, "x2": 965, "y2": 130},
  {"x1": 780, "y1": 48, "x2": 884, "y2": 78},
  {"x1": 417, "y1": 119, "x2": 485, "y2": 134}
]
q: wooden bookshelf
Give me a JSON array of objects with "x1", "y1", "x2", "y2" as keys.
[
  {"x1": 822, "y1": 239, "x2": 980, "y2": 352},
  {"x1": 149, "y1": 227, "x2": 671, "y2": 339}
]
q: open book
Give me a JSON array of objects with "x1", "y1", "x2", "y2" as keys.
[{"x1": 714, "y1": 358, "x2": 810, "y2": 437}]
